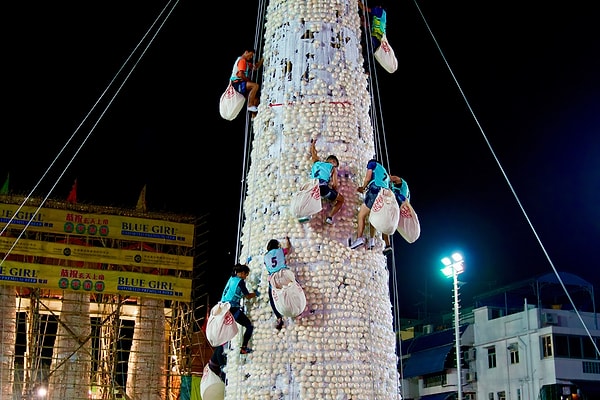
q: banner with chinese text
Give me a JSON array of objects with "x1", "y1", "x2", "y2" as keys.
[
  {"x1": 0, "y1": 204, "x2": 194, "y2": 247},
  {"x1": 0, "y1": 260, "x2": 192, "y2": 301},
  {"x1": 0, "y1": 236, "x2": 193, "y2": 271}
]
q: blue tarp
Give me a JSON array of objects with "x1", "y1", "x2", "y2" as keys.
[
  {"x1": 401, "y1": 326, "x2": 467, "y2": 355},
  {"x1": 420, "y1": 391, "x2": 456, "y2": 400},
  {"x1": 180, "y1": 375, "x2": 202, "y2": 400},
  {"x1": 402, "y1": 344, "x2": 453, "y2": 378},
  {"x1": 180, "y1": 376, "x2": 191, "y2": 400}
]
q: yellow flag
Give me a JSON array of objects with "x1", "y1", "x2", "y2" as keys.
[{"x1": 136, "y1": 185, "x2": 147, "y2": 212}]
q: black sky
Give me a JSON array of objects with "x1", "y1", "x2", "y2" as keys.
[{"x1": 4, "y1": 1, "x2": 599, "y2": 317}]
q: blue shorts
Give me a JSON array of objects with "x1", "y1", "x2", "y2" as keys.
[
  {"x1": 232, "y1": 80, "x2": 247, "y2": 95},
  {"x1": 364, "y1": 185, "x2": 381, "y2": 209},
  {"x1": 319, "y1": 182, "x2": 338, "y2": 201},
  {"x1": 371, "y1": 36, "x2": 381, "y2": 49},
  {"x1": 395, "y1": 193, "x2": 406, "y2": 205}
]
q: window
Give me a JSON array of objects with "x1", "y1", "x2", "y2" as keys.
[
  {"x1": 583, "y1": 336, "x2": 599, "y2": 359},
  {"x1": 497, "y1": 391, "x2": 506, "y2": 400},
  {"x1": 487, "y1": 346, "x2": 497, "y2": 368},
  {"x1": 517, "y1": 388, "x2": 521, "y2": 400},
  {"x1": 582, "y1": 361, "x2": 600, "y2": 374},
  {"x1": 509, "y1": 347, "x2": 519, "y2": 364},
  {"x1": 553, "y1": 334, "x2": 568, "y2": 357},
  {"x1": 555, "y1": 334, "x2": 599, "y2": 359},
  {"x1": 488, "y1": 393, "x2": 494, "y2": 400},
  {"x1": 541, "y1": 335, "x2": 553, "y2": 358},
  {"x1": 568, "y1": 336, "x2": 582, "y2": 358},
  {"x1": 423, "y1": 372, "x2": 446, "y2": 388},
  {"x1": 507, "y1": 342, "x2": 519, "y2": 364}
]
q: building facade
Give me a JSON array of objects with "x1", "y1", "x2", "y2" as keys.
[{"x1": 400, "y1": 272, "x2": 600, "y2": 400}]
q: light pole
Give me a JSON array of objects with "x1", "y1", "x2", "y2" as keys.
[{"x1": 441, "y1": 253, "x2": 464, "y2": 400}]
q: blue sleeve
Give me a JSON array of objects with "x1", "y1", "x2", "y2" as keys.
[{"x1": 238, "y1": 280, "x2": 250, "y2": 296}]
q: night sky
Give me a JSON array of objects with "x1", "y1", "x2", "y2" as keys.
[{"x1": 4, "y1": 1, "x2": 599, "y2": 317}]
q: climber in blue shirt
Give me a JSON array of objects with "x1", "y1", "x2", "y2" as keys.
[
  {"x1": 310, "y1": 138, "x2": 344, "y2": 225},
  {"x1": 220, "y1": 264, "x2": 257, "y2": 354},
  {"x1": 350, "y1": 158, "x2": 391, "y2": 249}
]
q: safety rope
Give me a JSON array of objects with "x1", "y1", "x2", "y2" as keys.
[
  {"x1": 360, "y1": 6, "x2": 391, "y2": 396},
  {"x1": 229, "y1": 2, "x2": 270, "y2": 399},
  {"x1": 407, "y1": 0, "x2": 600, "y2": 357},
  {"x1": 234, "y1": 0, "x2": 268, "y2": 266},
  {"x1": 360, "y1": 3, "x2": 405, "y2": 396},
  {"x1": 359, "y1": 1, "x2": 389, "y2": 165},
  {"x1": 389, "y1": 250, "x2": 405, "y2": 398}
]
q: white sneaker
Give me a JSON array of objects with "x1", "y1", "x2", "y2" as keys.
[
  {"x1": 247, "y1": 106, "x2": 258, "y2": 112},
  {"x1": 350, "y1": 237, "x2": 365, "y2": 249},
  {"x1": 325, "y1": 217, "x2": 333, "y2": 225},
  {"x1": 367, "y1": 238, "x2": 375, "y2": 250}
]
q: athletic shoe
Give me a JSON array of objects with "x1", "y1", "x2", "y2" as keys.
[
  {"x1": 298, "y1": 216, "x2": 310, "y2": 223},
  {"x1": 325, "y1": 217, "x2": 333, "y2": 225},
  {"x1": 367, "y1": 238, "x2": 375, "y2": 250},
  {"x1": 240, "y1": 347, "x2": 253, "y2": 354},
  {"x1": 247, "y1": 106, "x2": 258, "y2": 112},
  {"x1": 383, "y1": 246, "x2": 393, "y2": 255},
  {"x1": 350, "y1": 237, "x2": 365, "y2": 249}
]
